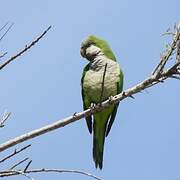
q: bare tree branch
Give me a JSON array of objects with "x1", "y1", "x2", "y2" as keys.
[
  {"x1": 0, "y1": 22, "x2": 9, "y2": 32},
  {"x1": 0, "y1": 110, "x2": 11, "y2": 128},
  {"x1": 0, "y1": 144, "x2": 31, "y2": 163},
  {"x1": 0, "y1": 168, "x2": 102, "y2": 180},
  {"x1": 152, "y1": 25, "x2": 180, "y2": 76},
  {"x1": 9, "y1": 158, "x2": 29, "y2": 170},
  {"x1": 0, "y1": 169, "x2": 34, "y2": 180},
  {"x1": 24, "y1": 160, "x2": 32, "y2": 172},
  {"x1": 0, "y1": 52, "x2": 7, "y2": 59},
  {"x1": 0, "y1": 25, "x2": 51, "y2": 71},
  {"x1": 0, "y1": 22, "x2": 14, "y2": 42}
]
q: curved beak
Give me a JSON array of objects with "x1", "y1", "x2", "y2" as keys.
[{"x1": 80, "y1": 47, "x2": 86, "y2": 58}]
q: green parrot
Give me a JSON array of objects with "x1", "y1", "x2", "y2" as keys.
[{"x1": 80, "y1": 35, "x2": 123, "y2": 169}]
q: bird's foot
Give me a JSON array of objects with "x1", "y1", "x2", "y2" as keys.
[
  {"x1": 73, "y1": 112, "x2": 77, "y2": 118},
  {"x1": 108, "y1": 96, "x2": 114, "y2": 104},
  {"x1": 122, "y1": 91, "x2": 126, "y2": 97},
  {"x1": 122, "y1": 91, "x2": 135, "y2": 99},
  {"x1": 90, "y1": 103, "x2": 96, "y2": 109}
]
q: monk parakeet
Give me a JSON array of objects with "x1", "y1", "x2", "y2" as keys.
[{"x1": 80, "y1": 35, "x2": 123, "y2": 169}]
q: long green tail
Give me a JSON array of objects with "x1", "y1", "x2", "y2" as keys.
[{"x1": 93, "y1": 112, "x2": 110, "y2": 169}]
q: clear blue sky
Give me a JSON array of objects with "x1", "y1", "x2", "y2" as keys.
[{"x1": 0, "y1": 0, "x2": 179, "y2": 180}]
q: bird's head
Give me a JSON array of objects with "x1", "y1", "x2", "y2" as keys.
[{"x1": 80, "y1": 35, "x2": 116, "y2": 61}]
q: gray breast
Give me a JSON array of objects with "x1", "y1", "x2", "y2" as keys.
[{"x1": 83, "y1": 58, "x2": 120, "y2": 102}]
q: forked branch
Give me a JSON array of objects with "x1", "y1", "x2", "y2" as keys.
[{"x1": 0, "y1": 26, "x2": 51, "y2": 70}]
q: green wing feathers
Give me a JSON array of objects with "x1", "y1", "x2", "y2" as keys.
[
  {"x1": 81, "y1": 64, "x2": 92, "y2": 133},
  {"x1": 106, "y1": 102, "x2": 119, "y2": 137},
  {"x1": 106, "y1": 68, "x2": 124, "y2": 136}
]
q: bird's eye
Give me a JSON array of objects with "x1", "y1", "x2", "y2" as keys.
[
  {"x1": 81, "y1": 41, "x2": 95, "y2": 49},
  {"x1": 86, "y1": 42, "x2": 95, "y2": 48}
]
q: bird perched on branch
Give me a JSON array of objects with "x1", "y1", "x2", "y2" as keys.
[{"x1": 80, "y1": 35, "x2": 124, "y2": 169}]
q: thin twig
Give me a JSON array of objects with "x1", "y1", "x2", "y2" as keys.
[
  {"x1": 0, "y1": 144, "x2": 31, "y2": 163},
  {"x1": 0, "y1": 52, "x2": 7, "y2": 59},
  {"x1": 169, "y1": 75, "x2": 180, "y2": 80},
  {"x1": 162, "y1": 32, "x2": 175, "y2": 36},
  {"x1": 0, "y1": 22, "x2": 14, "y2": 42},
  {"x1": 152, "y1": 28, "x2": 180, "y2": 76},
  {"x1": 0, "y1": 168, "x2": 102, "y2": 180},
  {"x1": 161, "y1": 32, "x2": 175, "y2": 36},
  {"x1": 100, "y1": 63, "x2": 107, "y2": 102},
  {"x1": 24, "y1": 160, "x2": 32, "y2": 172},
  {"x1": 0, "y1": 26, "x2": 51, "y2": 70},
  {"x1": 0, "y1": 22, "x2": 9, "y2": 32},
  {"x1": 9, "y1": 158, "x2": 29, "y2": 170},
  {"x1": 0, "y1": 110, "x2": 11, "y2": 128}
]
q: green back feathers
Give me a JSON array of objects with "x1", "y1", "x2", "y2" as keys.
[{"x1": 83, "y1": 35, "x2": 116, "y2": 61}]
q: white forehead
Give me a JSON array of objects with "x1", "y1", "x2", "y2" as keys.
[{"x1": 86, "y1": 44, "x2": 102, "y2": 55}]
